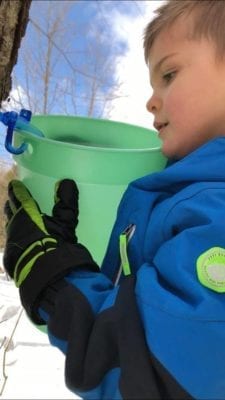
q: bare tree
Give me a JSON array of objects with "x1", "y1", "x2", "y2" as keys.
[
  {"x1": 8, "y1": 0, "x2": 123, "y2": 118},
  {"x1": 0, "y1": 0, "x2": 31, "y2": 247},
  {"x1": 0, "y1": 0, "x2": 31, "y2": 104}
]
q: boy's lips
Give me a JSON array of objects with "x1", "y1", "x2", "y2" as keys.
[{"x1": 154, "y1": 121, "x2": 169, "y2": 134}]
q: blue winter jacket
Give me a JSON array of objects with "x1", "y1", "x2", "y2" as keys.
[{"x1": 39, "y1": 137, "x2": 225, "y2": 399}]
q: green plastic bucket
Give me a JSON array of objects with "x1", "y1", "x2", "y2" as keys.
[{"x1": 13, "y1": 115, "x2": 167, "y2": 265}]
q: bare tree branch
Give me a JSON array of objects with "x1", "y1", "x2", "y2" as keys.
[{"x1": 29, "y1": 17, "x2": 107, "y2": 85}]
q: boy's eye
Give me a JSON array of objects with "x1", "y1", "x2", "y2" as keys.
[{"x1": 162, "y1": 71, "x2": 176, "y2": 84}]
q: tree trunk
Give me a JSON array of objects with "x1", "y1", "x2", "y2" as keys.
[{"x1": 0, "y1": 0, "x2": 31, "y2": 104}]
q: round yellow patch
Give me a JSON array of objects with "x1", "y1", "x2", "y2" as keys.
[{"x1": 196, "y1": 247, "x2": 225, "y2": 293}]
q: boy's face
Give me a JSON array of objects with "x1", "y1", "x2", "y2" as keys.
[{"x1": 146, "y1": 17, "x2": 225, "y2": 159}]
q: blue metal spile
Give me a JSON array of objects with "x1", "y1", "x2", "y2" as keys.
[{"x1": 0, "y1": 109, "x2": 44, "y2": 155}]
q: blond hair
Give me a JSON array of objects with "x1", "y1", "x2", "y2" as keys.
[{"x1": 143, "y1": 0, "x2": 225, "y2": 63}]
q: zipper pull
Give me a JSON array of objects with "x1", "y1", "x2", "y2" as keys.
[
  {"x1": 119, "y1": 224, "x2": 135, "y2": 277},
  {"x1": 120, "y1": 234, "x2": 131, "y2": 276}
]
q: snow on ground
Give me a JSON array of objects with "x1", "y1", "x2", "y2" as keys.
[{"x1": 0, "y1": 260, "x2": 80, "y2": 399}]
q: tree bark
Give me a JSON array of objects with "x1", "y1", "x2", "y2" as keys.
[{"x1": 0, "y1": 0, "x2": 31, "y2": 103}]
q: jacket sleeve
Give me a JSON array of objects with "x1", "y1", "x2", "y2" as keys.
[
  {"x1": 37, "y1": 187, "x2": 225, "y2": 400},
  {"x1": 135, "y1": 186, "x2": 225, "y2": 400}
]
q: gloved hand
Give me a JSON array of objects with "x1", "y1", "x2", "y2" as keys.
[{"x1": 3, "y1": 179, "x2": 99, "y2": 324}]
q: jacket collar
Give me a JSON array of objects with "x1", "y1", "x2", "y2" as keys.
[{"x1": 131, "y1": 137, "x2": 225, "y2": 194}]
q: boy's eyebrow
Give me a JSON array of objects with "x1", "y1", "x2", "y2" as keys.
[{"x1": 150, "y1": 52, "x2": 178, "y2": 84}]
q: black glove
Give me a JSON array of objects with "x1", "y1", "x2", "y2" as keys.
[{"x1": 4, "y1": 179, "x2": 99, "y2": 324}]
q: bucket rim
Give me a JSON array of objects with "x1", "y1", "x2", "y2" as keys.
[
  {"x1": 16, "y1": 114, "x2": 163, "y2": 154},
  {"x1": 31, "y1": 113, "x2": 155, "y2": 133},
  {"x1": 15, "y1": 129, "x2": 163, "y2": 153}
]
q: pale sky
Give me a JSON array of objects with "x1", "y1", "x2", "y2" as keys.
[{"x1": 108, "y1": 1, "x2": 164, "y2": 129}]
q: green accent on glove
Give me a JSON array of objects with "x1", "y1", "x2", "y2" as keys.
[
  {"x1": 7, "y1": 180, "x2": 48, "y2": 235},
  {"x1": 14, "y1": 237, "x2": 57, "y2": 287}
]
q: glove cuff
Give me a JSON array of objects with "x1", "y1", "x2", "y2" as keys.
[{"x1": 19, "y1": 242, "x2": 99, "y2": 324}]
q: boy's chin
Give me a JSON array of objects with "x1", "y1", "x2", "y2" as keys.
[
  {"x1": 161, "y1": 140, "x2": 191, "y2": 161},
  {"x1": 161, "y1": 143, "x2": 179, "y2": 161}
]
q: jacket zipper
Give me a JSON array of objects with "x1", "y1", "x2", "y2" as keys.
[{"x1": 114, "y1": 223, "x2": 136, "y2": 286}]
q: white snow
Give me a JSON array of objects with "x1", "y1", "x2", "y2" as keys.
[{"x1": 0, "y1": 266, "x2": 80, "y2": 399}]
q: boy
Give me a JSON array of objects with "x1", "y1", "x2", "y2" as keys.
[{"x1": 3, "y1": 1, "x2": 225, "y2": 399}]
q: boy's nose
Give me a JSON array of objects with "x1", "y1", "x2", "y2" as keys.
[{"x1": 146, "y1": 94, "x2": 161, "y2": 115}]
